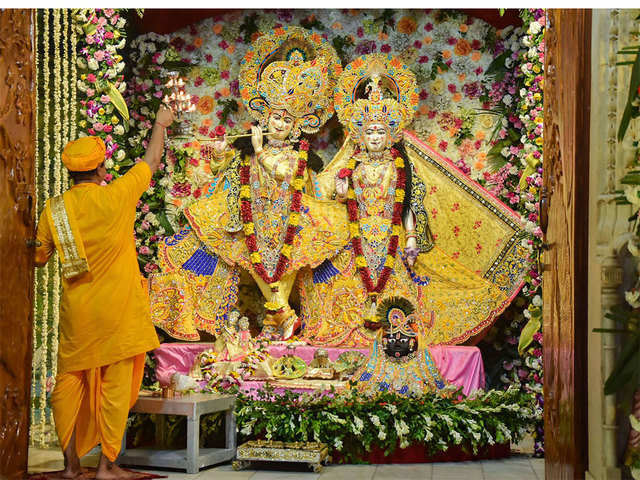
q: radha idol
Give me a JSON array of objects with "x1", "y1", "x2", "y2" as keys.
[
  {"x1": 150, "y1": 27, "x2": 348, "y2": 341},
  {"x1": 299, "y1": 54, "x2": 531, "y2": 348}
]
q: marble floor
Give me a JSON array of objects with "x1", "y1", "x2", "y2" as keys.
[{"x1": 28, "y1": 448, "x2": 545, "y2": 480}]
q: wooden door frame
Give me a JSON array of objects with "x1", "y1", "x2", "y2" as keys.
[
  {"x1": 0, "y1": 8, "x2": 36, "y2": 479},
  {"x1": 543, "y1": 8, "x2": 591, "y2": 480}
]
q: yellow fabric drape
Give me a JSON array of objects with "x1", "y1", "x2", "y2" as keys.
[{"x1": 51, "y1": 354, "x2": 145, "y2": 461}]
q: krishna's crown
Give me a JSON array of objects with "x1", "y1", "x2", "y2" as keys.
[
  {"x1": 239, "y1": 27, "x2": 342, "y2": 135},
  {"x1": 256, "y1": 50, "x2": 330, "y2": 131},
  {"x1": 376, "y1": 297, "x2": 419, "y2": 338}
]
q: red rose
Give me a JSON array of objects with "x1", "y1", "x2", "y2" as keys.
[
  {"x1": 214, "y1": 125, "x2": 226, "y2": 137},
  {"x1": 291, "y1": 192, "x2": 302, "y2": 211},
  {"x1": 388, "y1": 235, "x2": 399, "y2": 253},
  {"x1": 299, "y1": 140, "x2": 309, "y2": 151},
  {"x1": 338, "y1": 168, "x2": 353, "y2": 179},
  {"x1": 239, "y1": 165, "x2": 250, "y2": 183},
  {"x1": 193, "y1": 188, "x2": 202, "y2": 199},
  {"x1": 245, "y1": 234, "x2": 257, "y2": 251}
]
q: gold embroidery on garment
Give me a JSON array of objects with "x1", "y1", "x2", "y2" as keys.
[{"x1": 49, "y1": 195, "x2": 89, "y2": 279}]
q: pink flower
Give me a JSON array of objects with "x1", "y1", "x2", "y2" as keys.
[
  {"x1": 100, "y1": 94, "x2": 111, "y2": 103},
  {"x1": 86, "y1": 88, "x2": 95, "y2": 97},
  {"x1": 141, "y1": 220, "x2": 151, "y2": 230},
  {"x1": 104, "y1": 173, "x2": 113, "y2": 182},
  {"x1": 138, "y1": 246, "x2": 151, "y2": 255},
  {"x1": 144, "y1": 263, "x2": 158, "y2": 274},
  {"x1": 105, "y1": 31, "x2": 114, "y2": 39},
  {"x1": 86, "y1": 74, "x2": 97, "y2": 83},
  {"x1": 103, "y1": 125, "x2": 113, "y2": 133},
  {"x1": 141, "y1": 203, "x2": 150, "y2": 213},
  {"x1": 94, "y1": 50, "x2": 105, "y2": 61},
  {"x1": 94, "y1": 122, "x2": 104, "y2": 132},
  {"x1": 153, "y1": 91, "x2": 163, "y2": 99}
]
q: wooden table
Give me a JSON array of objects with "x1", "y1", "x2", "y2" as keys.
[{"x1": 117, "y1": 393, "x2": 236, "y2": 474}]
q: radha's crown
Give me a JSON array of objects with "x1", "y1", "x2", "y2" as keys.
[{"x1": 335, "y1": 54, "x2": 419, "y2": 144}]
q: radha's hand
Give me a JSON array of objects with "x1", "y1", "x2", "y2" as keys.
[
  {"x1": 405, "y1": 236, "x2": 419, "y2": 267},
  {"x1": 251, "y1": 125, "x2": 263, "y2": 155},
  {"x1": 335, "y1": 176, "x2": 349, "y2": 199}
]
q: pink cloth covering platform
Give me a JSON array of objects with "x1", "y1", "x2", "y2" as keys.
[{"x1": 153, "y1": 343, "x2": 485, "y2": 396}]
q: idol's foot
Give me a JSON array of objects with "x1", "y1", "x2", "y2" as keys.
[
  {"x1": 60, "y1": 466, "x2": 84, "y2": 479},
  {"x1": 281, "y1": 311, "x2": 301, "y2": 341}
]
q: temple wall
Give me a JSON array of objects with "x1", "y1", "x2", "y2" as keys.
[{"x1": 587, "y1": 8, "x2": 639, "y2": 480}]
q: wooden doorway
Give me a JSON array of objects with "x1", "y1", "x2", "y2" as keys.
[
  {"x1": 0, "y1": 9, "x2": 36, "y2": 480},
  {"x1": 542, "y1": 8, "x2": 591, "y2": 480}
]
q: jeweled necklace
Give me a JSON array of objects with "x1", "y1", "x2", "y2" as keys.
[
  {"x1": 344, "y1": 146, "x2": 406, "y2": 297},
  {"x1": 239, "y1": 140, "x2": 309, "y2": 291}
]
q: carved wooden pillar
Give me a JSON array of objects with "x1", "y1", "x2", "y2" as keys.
[
  {"x1": 0, "y1": 9, "x2": 36, "y2": 479},
  {"x1": 543, "y1": 9, "x2": 591, "y2": 480}
]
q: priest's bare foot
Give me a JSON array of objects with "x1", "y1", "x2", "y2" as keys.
[
  {"x1": 61, "y1": 431, "x2": 82, "y2": 478},
  {"x1": 96, "y1": 455, "x2": 138, "y2": 480}
]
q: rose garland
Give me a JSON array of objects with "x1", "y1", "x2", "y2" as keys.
[
  {"x1": 239, "y1": 140, "x2": 308, "y2": 297},
  {"x1": 344, "y1": 148, "x2": 406, "y2": 297}
]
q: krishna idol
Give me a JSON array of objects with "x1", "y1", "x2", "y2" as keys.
[
  {"x1": 149, "y1": 27, "x2": 347, "y2": 341},
  {"x1": 299, "y1": 54, "x2": 531, "y2": 348}
]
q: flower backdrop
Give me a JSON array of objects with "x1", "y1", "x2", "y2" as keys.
[{"x1": 32, "y1": 8, "x2": 545, "y2": 454}]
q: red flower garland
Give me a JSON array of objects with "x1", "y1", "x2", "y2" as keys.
[
  {"x1": 347, "y1": 147, "x2": 406, "y2": 295},
  {"x1": 240, "y1": 141, "x2": 309, "y2": 288}
]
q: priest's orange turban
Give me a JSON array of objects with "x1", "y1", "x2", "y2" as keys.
[{"x1": 61, "y1": 136, "x2": 106, "y2": 172}]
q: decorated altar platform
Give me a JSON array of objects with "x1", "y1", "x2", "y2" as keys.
[{"x1": 153, "y1": 342, "x2": 485, "y2": 396}]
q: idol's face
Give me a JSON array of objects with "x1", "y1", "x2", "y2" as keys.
[
  {"x1": 363, "y1": 123, "x2": 389, "y2": 153},
  {"x1": 382, "y1": 331, "x2": 416, "y2": 359},
  {"x1": 267, "y1": 110, "x2": 295, "y2": 141}
]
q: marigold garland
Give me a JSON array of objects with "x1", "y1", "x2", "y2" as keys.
[
  {"x1": 346, "y1": 147, "x2": 406, "y2": 296},
  {"x1": 240, "y1": 141, "x2": 308, "y2": 293}
]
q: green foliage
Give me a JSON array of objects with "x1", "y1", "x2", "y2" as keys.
[
  {"x1": 239, "y1": 13, "x2": 260, "y2": 44},
  {"x1": 218, "y1": 99, "x2": 239, "y2": 127},
  {"x1": 617, "y1": 45, "x2": 640, "y2": 141},
  {"x1": 233, "y1": 385, "x2": 537, "y2": 462}
]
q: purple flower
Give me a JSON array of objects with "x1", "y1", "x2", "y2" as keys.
[{"x1": 355, "y1": 40, "x2": 377, "y2": 55}]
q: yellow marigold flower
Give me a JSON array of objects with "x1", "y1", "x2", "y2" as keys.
[
  {"x1": 349, "y1": 222, "x2": 360, "y2": 236},
  {"x1": 289, "y1": 212, "x2": 300, "y2": 226},
  {"x1": 281, "y1": 244, "x2": 293, "y2": 258},
  {"x1": 395, "y1": 189, "x2": 405, "y2": 202},
  {"x1": 535, "y1": 137, "x2": 543, "y2": 146},
  {"x1": 240, "y1": 185, "x2": 251, "y2": 200},
  {"x1": 355, "y1": 256, "x2": 367, "y2": 268},
  {"x1": 111, "y1": 115, "x2": 119, "y2": 124},
  {"x1": 250, "y1": 252, "x2": 262, "y2": 264},
  {"x1": 293, "y1": 178, "x2": 305, "y2": 191},
  {"x1": 395, "y1": 157, "x2": 404, "y2": 168},
  {"x1": 114, "y1": 165, "x2": 120, "y2": 172},
  {"x1": 347, "y1": 189, "x2": 356, "y2": 200},
  {"x1": 384, "y1": 255, "x2": 396, "y2": 268},
  {"x1": 98, "y1": 108, "x2": 105, "y2": 115},
  {"x1": 243, "y1": 222, "x2": 255, "y2": 235},
  {"x1": 533, "y1": 65, "x2": 541, "y2": 74},
  {"x1": 298, "y1": 151, "x2": 308, "y2": 160},
  {"x1": 392, "y1": 225, "x2": 401, "y2": 236},
  {"x1": 533, "y1": 93, "x2": 542, "y2": 102}
]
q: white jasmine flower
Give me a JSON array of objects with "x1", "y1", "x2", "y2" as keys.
[{"x1": 334, "y1": 438, "x2": 343, "y2": 450}]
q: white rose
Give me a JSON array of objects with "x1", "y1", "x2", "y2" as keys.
[
  {"x1": 529, "y1": 21, "x2": 542, "y2": 35},
  {"x1": 116, "y1": 62, "x2": 125, "y2": 73},
  {"x1": 114, "y1": 125, "x2": 125, "y2": 135},
  {"x1": 76, "y1": 57, "x2": 87, "y2": 69},
  {"x1": 116, "y1": 149, "x2": 126, "y2": 161},
  {"x1": 104, "y1": 158, "x2": 114, "y2": 169},
  {"x1": 117, "y1": 39, "x2": 126, "y2": 50},
  {"x1": 141, "y1": 106, "x2": 150, "y2": 115},
  {"x1": 626, "y1": 290, "x2": 640, "y2": 308},
  {"x1": 77, "y1": 80, "x2": 88, "y2": 92},
  {"x1": 503, "y1": 94, "x2": 513, "y2": 105},
  {"x1": 87, "y1": 58, "x2": 99, "y2": 70},
  {"x1": 118, "y1": 81, "x2": 126, "y2": 93},
  {"x1": 117, "y1": 17, "x2": 126, "y2": 29}
]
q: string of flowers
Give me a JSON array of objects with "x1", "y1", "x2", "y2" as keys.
[
  {"x1": 39, "y1": 8, "x2": 51, "y2": 447},
  {"x1": 343, "y1": 148, "x2": 406, "y2": 298},
  {"x1": 50, "y1": 8, "x2": 63, "y2": 432},
  {"x1": 31, "y1": 10, "x2": 41, "y2": 446},
  {"x1": 239, "y1": 140, "x2": 308, "y2": 300}
]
